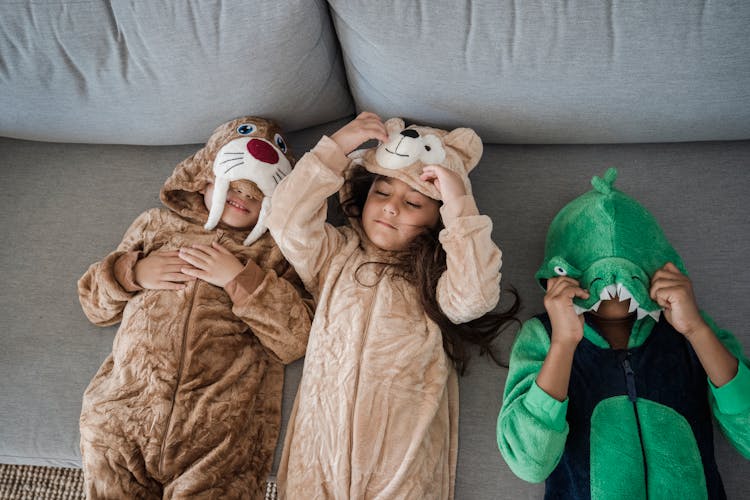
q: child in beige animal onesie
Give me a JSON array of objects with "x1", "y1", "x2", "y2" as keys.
[
  {"x1": 268, "y1": 112, "x2": 517, "y2": 499},
  {"x1": 77, "y1": 117, "x2": 313, "y2": 499}
]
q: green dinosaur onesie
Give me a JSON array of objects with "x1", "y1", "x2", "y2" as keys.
[{"x1": 497, "y1": 169, "x2": 750, "y2": 499}]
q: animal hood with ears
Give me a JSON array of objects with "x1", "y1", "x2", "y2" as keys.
[
  {"x1": 354, "y1": 118, "x2": 483, "y2": 201},
  {"x1": 160, "y1": 116, "x2": 295, "y2": 245}
]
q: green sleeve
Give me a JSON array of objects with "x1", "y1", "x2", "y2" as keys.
[
  {"x1": 701, "y1": 312, "x2": 750, "y2": 459},
  {"x1": 496, "y1": 317, "x2": 570, "y2": 483}
]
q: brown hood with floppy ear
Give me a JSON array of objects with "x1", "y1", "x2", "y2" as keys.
[
  {"x1": 159, "y1": 116, "x2": 295, "y2": 228},
  {"x1": 353, "y1": 118, "x2": 483, "y2": 201}
]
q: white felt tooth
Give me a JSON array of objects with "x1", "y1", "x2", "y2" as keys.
[
  {"x1": 636, "y1": 308, "x2": 648, "y2": 320},
  {"x1": 618, "y1": 286, "x2": 632, "y2": 302},
  {"x1": 599, "y1": 288, "x2": 612, "y2": 300},
  {"x1": 607, "y1": 284, "x2": 618, "y2": 297},
  {"x1": 590, "y1": 300, "x2": 602, "y2": 312},
  {"x1": 649, "y1": 310, "x2": 662, "y2": 322},
  {"x1": 573, "y1": 304, "x2": 587, "y2": 316},
  {"x1": 205, "y1": 176, "x2": 230, "y2": 230},
  {"x1": 628, "y1": 298, "x2": 639, "y2": 313}
]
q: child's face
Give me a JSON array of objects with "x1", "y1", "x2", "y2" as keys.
[
  {"x1": 361, "y1": 176, "x2": 440, "y2": 251},
  {"x1": 201, "y1": 182, "x2": 262, "y2": 230}
]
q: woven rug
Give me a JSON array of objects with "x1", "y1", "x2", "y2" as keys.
[
  {"x1": 0, "y1": 464, "x2": 84, "y2": 500},
  {"x1": 0, "y1": 464, "x2": 278, "y2": 499}
]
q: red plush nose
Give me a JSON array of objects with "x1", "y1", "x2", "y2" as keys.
[{"x1": 246, "y1": 138, "x2": 279, "y2": 164}]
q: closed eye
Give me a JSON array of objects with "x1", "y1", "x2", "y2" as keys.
[{"x1": 405, "y1": 201, "x2": 422, "y2": 208}]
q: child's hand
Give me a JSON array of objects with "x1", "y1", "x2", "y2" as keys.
[
  {"x1": 134, "y1": 251, "x2": 197, "y2": 290},
  {"x1": 544, "y1": 277, "x2": 590, "y2": 347},
  {"x1": 650, "y1": 262, "x2": 707, "y2": 337},
  {"x1": 330, "y1": 111, "x2": 389, "y2": 156},
  {"x1": 419, "y1": 165, "x2": 466, "y2": 204},
  {"x1": 178, "y1": 242, "x2": 245, "y2": 288}
]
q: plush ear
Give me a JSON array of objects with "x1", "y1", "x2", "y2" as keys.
[
  {"x1": 384, "y1": 117, "x2": 406, "y2": 136},
  {"x1": 443, "y1": 127, "x2": 483, "y2": 173}
]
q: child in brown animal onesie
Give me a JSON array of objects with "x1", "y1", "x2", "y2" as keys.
[
  {"x1": 268, "y1": 112, "x2": 518, "y2": 499},
  {"x1": 77, "y1": 117, "x2": 313, "y2": 499}
]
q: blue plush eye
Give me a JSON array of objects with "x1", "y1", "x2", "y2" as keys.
[
  {"x1": 275, "y1": 134, "x2": 287, "y2": 153},
  {"x1": 237, "y1": 124, "x2": 256, "y2": 135},
  {"x1": 554, "y1": 266, "x2": 568, "y2": 276}
]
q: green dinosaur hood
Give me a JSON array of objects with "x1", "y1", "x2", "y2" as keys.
[{"x1": 535, "y1": 168, "x2": 686, "y2": 321}]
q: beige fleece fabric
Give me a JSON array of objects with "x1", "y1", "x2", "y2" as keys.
[
  {"x1": 77, "y1": 117, "x2": 313, "y2": 499},
  {"x1": 268, "y1": 134, "x2": 502, "y2": 499}
]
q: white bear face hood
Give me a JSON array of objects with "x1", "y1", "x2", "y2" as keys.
[{"x1": 355, "y1": 118, "x2": 483, "y2": 201}]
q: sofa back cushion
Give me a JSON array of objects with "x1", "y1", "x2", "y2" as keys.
[
  {"x1": 0, "y1": 0, "x2": 353, "y2": 145},
  {"x1": 329, "y1": 0, "x2": 750, "y2": 144}
]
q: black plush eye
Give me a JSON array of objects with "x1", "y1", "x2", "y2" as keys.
[
  {"x1": 425, "y1": 145, "x2": 431, "y2": 151},
  {"x1": 275, "y1": 134, "x2": 287, "y2": 153},
  {"x1": 237, "y1": 124, "x2": 256, "y2": 135}
]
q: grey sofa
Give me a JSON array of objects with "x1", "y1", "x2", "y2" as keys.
[{"x1": 1, "y1": 1, "x2": 749, "y2": 498}]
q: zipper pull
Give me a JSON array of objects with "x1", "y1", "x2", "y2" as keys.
[{"x1": 621, "y1": 353, "x2": 638, "y2": 402}]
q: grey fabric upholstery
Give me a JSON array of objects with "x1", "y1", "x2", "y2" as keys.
[
  {"x1": 0, "y1": 0, "x2": 353, "y2": 145},
  {"x1": 1, "y1": 1, "x2": 749, "y2": 497},
  {"x1": 2, "y1": 130, "x2": 749, "y2": 497},
  {"x1": 329, "y1": 0, "x2": 750, "y2": 144}
]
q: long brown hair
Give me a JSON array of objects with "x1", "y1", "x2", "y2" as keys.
[{"x1": 340, "y1": 165, "x2": 520, "y2": 375}]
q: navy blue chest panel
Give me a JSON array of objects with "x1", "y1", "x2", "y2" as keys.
[{"x1": 535, "y1": 314, "x2": 725, "y2": 500}]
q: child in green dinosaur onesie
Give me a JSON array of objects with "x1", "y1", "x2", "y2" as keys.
[{"x1": 497, "y1": 168, "x2": 750, "y2": 499}]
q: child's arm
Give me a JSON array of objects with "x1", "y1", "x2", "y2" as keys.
[
  {"x1": 78, "y1": 210, "x2": 192, "y2": 325},
  {"x1": 178, "y1": 242, "x2": 314, "y2": 364},
  {"x1": 651, "y1": 262, "x2": 750, "y2": 457},
  {"x1": 497, "y1": 276, "x2": 589, "y2": 482},
  {"x1": 535, "y1": 277, "x2": 590, "y2": 401},
  {"x1": 420, "y1": 165, "x2": 502, "y2": 323},
  {"x1": 701, "y1": 313, "x2": 750, "y2": 458},
  {"x1": 650, "y1": 262, "x2": 738, "y2": 384},
  {"x1": 496, "y1": 317, "x2": 572, "y2": 483},
  {"x1": 267, "y1": 112, "x2": 388, "y2": 294}
]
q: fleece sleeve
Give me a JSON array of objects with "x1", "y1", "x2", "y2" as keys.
[
  {"x1": 224, "y1": 260, "x2": 314, "y2": 365},
  {"x1": 77, "y1": 210, "x2": 151, "y2": 326},
  {"x1": 496, "y1": 317, "x2": 570, "y2": 483},
  {"x1": 701, "y1": 312, "x2": 750, "y2": 458},
  {"x1": 435, "y1": 194, "x2": 502, "y2": 324},
  {"x1": 266, "y1": 136, "x2": 348, "y2": 297}
]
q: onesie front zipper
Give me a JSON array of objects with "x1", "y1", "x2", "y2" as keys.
[
  {"x1": 619, "y1": 350, "x2": 649, "y2": 500},
  {"x1": 347, "y1": 276, "x2": 378, "y2": 495},
  {"x1": 158, "y1": 278, "x2": 197, "y2": 478}
]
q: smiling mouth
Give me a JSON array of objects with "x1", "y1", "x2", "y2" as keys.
[
  {"x1": 384, "y1": 147, "x2": 409, "y2": 157},
  {"x1": 226, "y1": 199, "x2": 249, "y2": 213}
]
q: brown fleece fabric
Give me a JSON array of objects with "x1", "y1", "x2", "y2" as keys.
[
  {"x1": 267, "y1": 136, "x2": 502, "y2": 499},
  {"x1": 77, "y1": 117, "x2": 312, "y2": 499}
]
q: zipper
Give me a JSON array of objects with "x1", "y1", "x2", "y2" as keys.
[
  {"x1": 620, "y1": 351, "x2": 649, "y2": 499},
  {"x1": 158, "y1": 278, "x2": 197, "y2": 477},
  {"x1": 347, "y1": 277, "x2": 377, "y2": 495}
]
